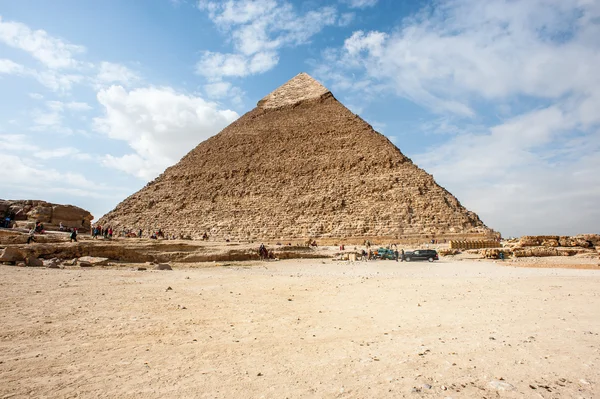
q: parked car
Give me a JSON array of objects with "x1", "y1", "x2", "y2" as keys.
[{"x1": 404, "y1": 249, "x2": 439, "y2": 262}]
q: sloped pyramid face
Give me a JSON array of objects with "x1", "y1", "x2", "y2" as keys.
[{"x1": 99, "y1": 73, "x2": 494, "y2": 241}]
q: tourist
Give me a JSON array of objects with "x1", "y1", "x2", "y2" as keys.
[
  {"x1": 70, "y1": 228, "x2": 78, "y2": 242},
  {"x1": 108, "y1": 227, "x2": 113, "y2": 238},
  {"x1": 394, "y1": 249, "x2": 399, "y2": 262},
  {"x1": 59, "y1": 222, "x2": 64, "y2": 231},
  {"x1": 27, "y1": 228, "x2": 36, "y2": 244},
  {"x1": 400, "y1": 249, "x2": 405, "y2": 262},
  {"x1": 138, "y1": 228, "x2": 142, "y2": 238}
]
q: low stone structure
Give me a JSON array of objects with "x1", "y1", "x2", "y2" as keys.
[{"x1": 449, "y1": 240, "x2": 501, "y2": 250}]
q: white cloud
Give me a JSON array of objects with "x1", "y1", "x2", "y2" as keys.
[
  {"x1": 0, "y1": 154, "x2": 119, "y2": 200},
  {"x1": 28, "y1": 92, "x2": 44, "y2": 100},
  {"x1": 0, "y1": 58, "x2": 26, "y2": 74},
  {"x1": 204, "y1": 81, "x2": 233, "y2": 98},
  {"x1": 0, "y1": 134, "x2": 38, "y2": 152},
  {"x1": 0, "y1": 57, "x2": 83, "y2": 92},
  {"x1": 94, "y1": 85, "x2": 239, "y2": 180},
  {"x1": 196, "y1": 0, "x2": 339, "y2": 80},
  {"x1": 196, "y1": 51, "x2": 279, "y2": 78},
  {"x1": 33, "y1": 109, "x2": 63, "y2": 129},
  {"x1": 0, "y1": 134, "x2": 91, "y2": 160},
  {"x1": 0, "y1": 16, "x2": 85, "y2": 69},
  {"x1": 0, "y1": 20, "x2": 139, "y2": 93},
  {"x1": 319, "y1": 0, "x2": 600, "y2": 115},
  {"x1": 33, "y1": 69, "x2": 84, "y2": 92},
  {"x1": 342, "y1": 0, "x2": 378, "y2": 9},
  {"x1": 96, "y1": 62, "x2": 140, "y2": 85},
  {"x1": 28, "y1": 100, "x2": 91, "y2": 133},
  {"x1": 338, "y1": 12, "x2": 355, "y2": 27},
  {"x1": 65, "y1": 101, "x2": 92, "y2": 111},
  {"x1": 34, "y1": 147, "x2": 89, "y2": 160}
]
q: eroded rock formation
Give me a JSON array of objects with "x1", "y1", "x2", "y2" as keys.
[{"x1": 0, "y1": 199, "x2": 93, "y2": 232}]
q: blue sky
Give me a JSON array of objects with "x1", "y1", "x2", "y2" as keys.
[{"x1": 1, "y1": 0, "x2": 599, "y2": 237}]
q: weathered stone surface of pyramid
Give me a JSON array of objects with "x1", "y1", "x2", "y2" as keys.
[{"x1": 98, "y1": 73, "x2": 495, "y2": 242}]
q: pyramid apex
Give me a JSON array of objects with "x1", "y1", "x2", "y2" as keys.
[{"x1": 258, "y1": 72, "x2": 330, "y2": 109}]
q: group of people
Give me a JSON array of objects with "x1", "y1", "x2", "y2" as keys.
[
  {"x1": 361, "y1": 243, "x2": 406, "y2": 262},
  {"x1": 365, "y1": 248, "x2": 406, "y2": 261},
  {"x1": 258, "y1": 243, "x2": 274, "y2": 260},
  {"x1": 92, "y1": 225, "x2": 113, "y2": 239},
  {"x1": 27, "y1": 223, "x2": 77, "y2": 244}
]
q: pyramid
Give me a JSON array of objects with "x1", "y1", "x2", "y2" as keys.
[{"x1": 98, "y1": 73, "x2": 495, "y2": 242}]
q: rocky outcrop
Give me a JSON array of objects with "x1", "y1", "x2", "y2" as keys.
[
  {"x1": 500, "y1": 235, "x2": 600, "y2": 258},
  {"x1": 517, "y1": 235, "x2": 598, "y2": 249},
  {"x1": 98, "y1": 73, "x2": 495, "y2": 242},
  {"x1": 0, "y1": 199, "x2": 93, "y2": 232},
  {"x1": 0, "y1": 247, "x2": 25, "y2": 263}
]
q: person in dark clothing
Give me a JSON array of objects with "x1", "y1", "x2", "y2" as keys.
[
  {"x1": 70, "y1": 228, "x2": 78, "y2": 242},
  {"x1": 400, "y1": 249, "x2": 405, "y2": 262}
]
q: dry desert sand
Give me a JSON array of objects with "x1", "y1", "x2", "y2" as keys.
[{"x1": 1, "y1": 258, "x2": 599, "y2": 398}]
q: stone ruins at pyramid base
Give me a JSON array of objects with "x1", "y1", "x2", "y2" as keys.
[{"x1": 98, "y1": 73, "x2": 498, "y2": 243}]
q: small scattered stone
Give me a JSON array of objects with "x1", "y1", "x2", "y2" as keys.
[
  {"x1": 26, "y1": 257, "x2": 44, "y2": 267},
  {"x1": 78, "y1": 256, "x2": 109, "y2": 266},
  {"x1": 166, "y1": 286, "x2": 173, "y2": 291},
  {"x1": 423, "y1": 384, "x2": 432, "y2": 389},
  {"x1": 137, "y1": 267, "x2": 147, "y2": 271},
  {"x1": 489, "y1": 380, "x2": 515, "y2": 391},
  {"x1": 257, "y1": 372, "x2": 263, "y2": 376},
  {"x1": 154, "y1": 263, "x2": 172, "y2": 271}
]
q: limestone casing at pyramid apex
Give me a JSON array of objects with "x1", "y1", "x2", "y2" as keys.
[{"x1": 257, "y1": 72, "x2": 331, "y2": 109}]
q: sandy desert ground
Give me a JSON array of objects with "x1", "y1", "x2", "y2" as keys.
[{"x1": 1, "y1": 258, "x2": 599, "y2": 398}]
